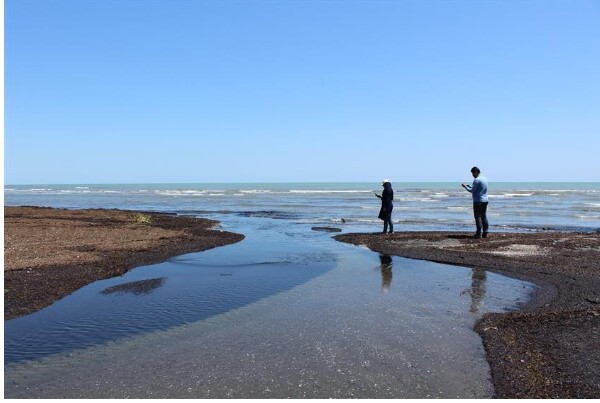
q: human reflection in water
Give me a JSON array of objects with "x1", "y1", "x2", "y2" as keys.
[
  {"x1": 469, "y1": 268, "x2": 487, "y2": 313},
  {"x1": 379, "y1": 254, "x2": 393, "y2": 292}
]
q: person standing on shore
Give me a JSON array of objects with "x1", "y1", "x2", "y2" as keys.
[
  {"x1": 462, "y1": 166, "x2": 489, "y2": 239},
  {"x1": 376, "y1": 179, "x2": 394, "y2": 234}
]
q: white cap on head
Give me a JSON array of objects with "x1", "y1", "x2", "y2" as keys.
[{"x1": 382, "y1": 179, "x2": 389, "y2": 185}]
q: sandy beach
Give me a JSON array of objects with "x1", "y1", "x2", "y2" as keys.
[
  {"x1": 4, "y1": 206, "x2": 244, "y2": 320},
  {"x1": 334, "y1": 231, "x2": 600, "y2": 398},
  {"x1": 4, "y1": 206, "x2": 599, "y2": 398}
]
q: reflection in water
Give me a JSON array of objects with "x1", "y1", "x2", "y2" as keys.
[
  {"x1": 101, "y1": 278, "x2": 166, "y2": 296},
  {"x1": 469, "y1": 268, "x2": 487, "y2": 313},
  {"x1": 379, "y1": 254, "x2": 393, "y2": 292}
]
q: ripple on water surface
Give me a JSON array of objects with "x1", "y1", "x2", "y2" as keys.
[{"x1": 4, "y1": 255, "x2": 336, "y2": 364}]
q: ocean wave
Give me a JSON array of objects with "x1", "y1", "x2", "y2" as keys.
[
  {"x1": 354, "y1": 218, "x2": 382, "y2": 223},
  {"x1": 154, "y1": 190, "x2": 208, "y2": 196},
  {"x1": 5, "y1": 183, "x2": 600, "y2": 232},
  {"x1": 6, "y1": 188, "x2": 54, "y2": 192},
  {"x1": 55, "y1": 189, "x2": 121, "y2": 194},
  {"x1": 489, "y1": 193, "x2": 533, "y2": 198},
  {"x1": 534, "y1": 189, "x2": 597, "y2": 193},
  {"x1": 397, "y1": 197, "x2": 441, "y2": 202},
  {"x1": 294, "y1": 218, "x2": 346, "y2": 224},
  {"x1": 289, "y1": 190, "x2": 372, "y2": 194}
]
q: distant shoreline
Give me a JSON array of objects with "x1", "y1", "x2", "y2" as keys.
[{"x1": 334, "y1": 231, "x2": 600, "y2": 398}]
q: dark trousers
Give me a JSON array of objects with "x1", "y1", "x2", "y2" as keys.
[
  {"x1": 473, "y1": 202, "x2": 489, "y2": 235},
  {"x1": 383, "y1": 209, "x2": 393, "y2": 233}
]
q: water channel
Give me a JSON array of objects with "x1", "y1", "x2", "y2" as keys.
[{"x1": 4, "y1": 216, "x2": 534, "y2": 398}]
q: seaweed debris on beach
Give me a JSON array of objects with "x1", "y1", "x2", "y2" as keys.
[
  {"x1": 334, "y1": 231, "x2": 600, "y2": 398},
  {"x1": 4, "y1": 206, "x2": 244, "y2": 320}
]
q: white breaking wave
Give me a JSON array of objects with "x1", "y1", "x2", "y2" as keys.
[
  {"x1": 575, "y1": 215, "x2": 600, "y2": 220},
  {"x1": 154, "y1": 190, "x2": 208, "y2": 196},
  {"x1": 489, "y1": 193, "x2": 533, "y2": 198},
  {"x1": 289, "y1": 190, "x2": 372, "y2": 194}
]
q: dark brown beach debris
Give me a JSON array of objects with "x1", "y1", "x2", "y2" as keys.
[
  {"x1": 476, "y1": 309, "x2": 600, "y2": 398},
  {"x1": 4, "y1": 206, "x2": 244, "y2": 320},
  {"x1": 334, "y1": 231, "x2": 600, "y2": 398}
]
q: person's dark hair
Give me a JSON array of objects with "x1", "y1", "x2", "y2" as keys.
[{"x1": 471, "y1": 166, "x2": 481, "y2": 174}]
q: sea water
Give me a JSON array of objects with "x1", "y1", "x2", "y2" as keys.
[
  {"x1": 5, "y1": 182, "x2": 600, "y2": 232},
  {"x1": 3, "y1": 182, "x2": 599, "y2": 398}
]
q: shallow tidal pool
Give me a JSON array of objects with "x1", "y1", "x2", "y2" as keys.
[{"x1": 4, "y1": 219, "x2": 534, "y2": 398}]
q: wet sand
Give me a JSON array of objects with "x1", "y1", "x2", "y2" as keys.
[
  {"x1": 4, "y1": 206, "x2": 244, "y2": 320},
  {"x1": 334, "y1": 231, "x2": 600, "y2": 398}
]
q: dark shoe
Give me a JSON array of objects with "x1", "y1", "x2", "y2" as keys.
[
  {"x1": 473, "y1": 233, "x2": 481, "y2": 239},
  {"x1": 482, "y1": 232, "x2": 488, "y2": 238}
]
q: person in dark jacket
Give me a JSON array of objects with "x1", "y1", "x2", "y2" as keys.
[{"x1": 376, "y1": 179, "x2": 394, "y2": 233}]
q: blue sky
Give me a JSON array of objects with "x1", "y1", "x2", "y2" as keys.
[{"x1": 5, "y1": 0, "x2": 600, "y2": 184}]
